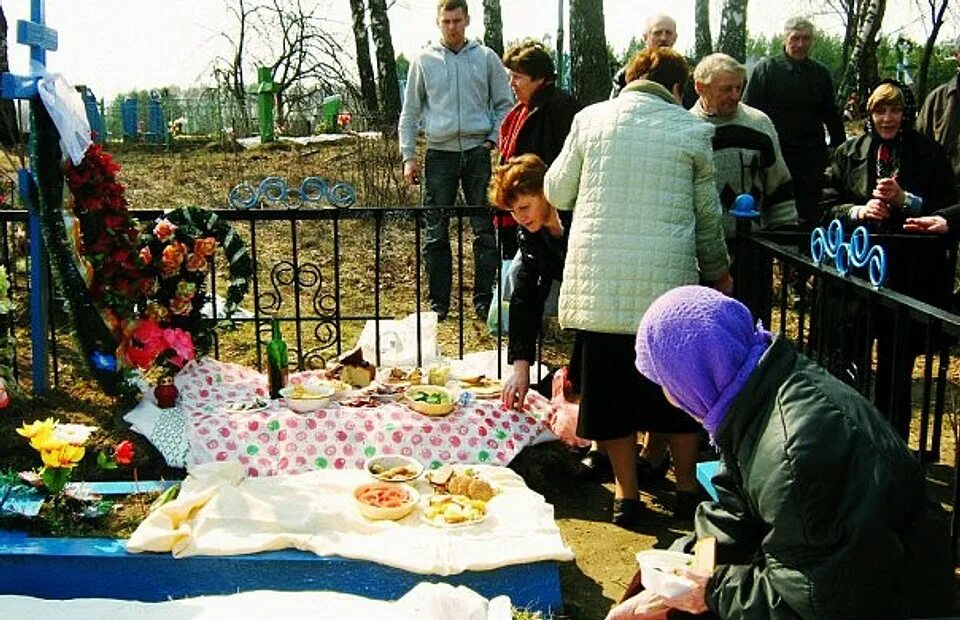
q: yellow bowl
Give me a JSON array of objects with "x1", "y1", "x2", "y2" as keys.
[
  {"x1": 404, "y1": 385, "x2": 456, "y2": 416},
  {"x1": 354, "y1": 482, "x2": 419, "y2": 521}
]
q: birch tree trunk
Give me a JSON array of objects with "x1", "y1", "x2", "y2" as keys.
[
  {"x1": 482, "y1": 0, "x2": 504, "y2": 58},
  {"x1": 695, "y1": 0, "x2": 713, "y2": 61},
  {"x1": 569, "y1": 0, "x2": 609, "y2": 105},
  {"x1": 836, "y1": 0, "x2": 887, "y2": 107},
  {"x1": 916, "y1": 0, "x2": 950, "y2": 99},
  {"x1": 368, "y1": 0, "x2": 401, "y2": 129},
  {"x1": 349, "y1": 0, "x2": 380, "y2": 116},
  {"x1": 716, "y1": 0, "x2": 748, "y2": 63}
]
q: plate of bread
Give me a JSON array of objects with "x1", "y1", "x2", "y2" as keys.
[{"x1": 457, "y1": 375, "x2": 502, "y2": 399}]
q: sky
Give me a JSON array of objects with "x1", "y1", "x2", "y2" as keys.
[{"x1": 0, "y1": 0, "x2": 947, "y2": 100}]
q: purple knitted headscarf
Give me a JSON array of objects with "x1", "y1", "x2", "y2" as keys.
[{"x1": 635, "y1": 286, "x2": 772, "y2": 438}]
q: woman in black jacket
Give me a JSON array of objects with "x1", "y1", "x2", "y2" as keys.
[
  {"x1": 488, "y1": 154, "x2": 568, "y2": 409},
  {"x1": 496, "y1": 40, "x2": 579, "y2": 259},
  {"x1": 822, "y1": 80, "x2": 958, "y2": 437}
]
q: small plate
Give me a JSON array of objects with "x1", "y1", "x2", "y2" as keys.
[
  {"x1": 222, "y1": 399, "x2": 268, "y2": 414},
  {"x1": 420, "y1": 494, "x2": 488, "y2": 528},
  {"x1": 365, "y1": 455, "x2": 425, "y2": 482}
]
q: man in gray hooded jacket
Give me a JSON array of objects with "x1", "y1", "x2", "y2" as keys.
[{"x1": 398, "y1": 0, "x2": 513, "y2": 320}]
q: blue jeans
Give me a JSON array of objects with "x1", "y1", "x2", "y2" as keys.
[{"x1": 422, "y1": 146, "x2": 498, "y2": 314}]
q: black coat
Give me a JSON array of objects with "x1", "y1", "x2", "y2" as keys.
[
  {"x1": 507, "y1": 212, "x2": 570, "y2": 364},
  {"x1": 743, "y1": 52, "x2": 846, "y2": 172},
  {"x1": 499, "y1": 83, "x2": 579, "y2": 167},
  {"x1": 824, "y1": 129, "x2": 958, "y2": 306},
  {"x1": 699, "y1": 337, "x2": 953, "y2": 619}
]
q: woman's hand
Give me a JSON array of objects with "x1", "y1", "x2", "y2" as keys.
[
  {"x1": 604, "y1": 590, "x2": 669, "y2": 620},
  {"x1": 872, "y1": 177, "x2": 905, "y2": 207},
  {"x1": 658, "y1": 569, "x2": 711, "y2": 614},
  {"x1": 903, "y1": 215, "x2": 949, "y2": 234},
  {"x1": 503, "y1": 360, "x2": 531, "y2": 410},
  {"x1": 712, "y1": 272, "x2": 734, "y2": 296},
  {"x1": 859, "y1": 198, "x2": 892, "y2": 221}
]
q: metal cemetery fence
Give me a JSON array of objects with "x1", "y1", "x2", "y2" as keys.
[{"x1": 0, "y1": 203, "x2": 957, "y2": 549}]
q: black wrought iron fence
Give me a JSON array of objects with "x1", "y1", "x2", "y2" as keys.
[{"x1": 0, "y1": 205, "x2": 529, "y2": 393}]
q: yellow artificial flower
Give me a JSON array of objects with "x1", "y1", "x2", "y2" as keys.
[
  {"x1": 16, "y1": 417, "x2": 56, "y2": 439},
  {"x1": 31, "y1": 432, "x2": 67, "y2": 453},
  {"x1": 40, "y1": 444, "x2": 85, "y2": 468}
]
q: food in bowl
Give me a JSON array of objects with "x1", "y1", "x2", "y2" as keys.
[
  {"x1": 365, "y1": 455, "x2": 424, "y2": 482},
  {"x1": 354, "y1": 482, "x2": 418, "y2": 521},
  {"x1": 279, "y1": 383, "x2": 336, "y2": 412},
  {"x1": 404, "y1": 385, "x2": 456, "y2": 416}
]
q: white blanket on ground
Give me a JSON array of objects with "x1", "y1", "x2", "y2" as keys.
[
  {"x1": 127, "y1": 462, "x2": 574, "y2": 575},
  {"x1": 0, "y1": 582, "x2": 512, "y2": 620}
]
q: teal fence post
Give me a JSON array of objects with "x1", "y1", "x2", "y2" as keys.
[
  {"x1": 0, "y1": 0, "x2": 58, "y2": 395},
  {"x1": 256, "y1": 67, "x2": 276, "y2": 143}
]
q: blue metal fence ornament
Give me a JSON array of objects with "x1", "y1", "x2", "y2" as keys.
[
  {"x1": 228, "y1": 176, "x2": 356, "y2": 209},
  {"x1": 810, "y1": 219, "x2": 887, "y2": 287}
]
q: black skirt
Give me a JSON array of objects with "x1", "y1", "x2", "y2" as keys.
[{"x1": 568, "y1": 330, "x2": 701, "y2": 440}]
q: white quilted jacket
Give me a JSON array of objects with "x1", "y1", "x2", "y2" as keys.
[{"x1": 545, "y1": 80, "x2": 729, "y2": 334}]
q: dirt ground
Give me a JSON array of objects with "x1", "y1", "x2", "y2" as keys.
[{"x1": 1, "y1": 139, "x2": 958, "y2": 618}]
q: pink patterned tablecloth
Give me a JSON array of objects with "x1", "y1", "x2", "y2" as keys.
[{"x1": 176, "y1": 359, "x2": 554, "y2": 478}]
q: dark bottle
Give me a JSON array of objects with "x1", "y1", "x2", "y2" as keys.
[{"x1": 267, "y1": 314, "x2": 289, "y2": 399}]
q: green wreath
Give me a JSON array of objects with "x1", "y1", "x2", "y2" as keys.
[{"x1": 31, "y1": 100, "x2": 252, "y2": 394}]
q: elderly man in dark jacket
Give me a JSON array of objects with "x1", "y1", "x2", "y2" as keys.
[
  {"x1": 615, "y1": 285, "x2": 953, "y2": 620},
  {"x1": 743, "y1": 17, "x2": 846, "y2": 231}
]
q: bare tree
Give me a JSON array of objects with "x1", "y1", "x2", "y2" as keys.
[
  {"x1": 570, "y1": 0, "x2": 609, "y2": 105},
  {"x1": 349, "y1": 0, "x2": 380, "y2": 115},
  {"x1": 716, "y1": 0, "x2": 748, "y2": 62},
  {"x1": 695, "y1": 0, "x2": 713, "y2": 61},
  {"x1": 217, "y1": 0, "x2": 259, "y2": 136},
  {"x1": 248, "y1": 0, "x2": 361, "y2": 127},
  {"x1": 836, "y1": 0, "x2": 887, "y2": 107},
  {"x1": 369, "y1": 0, "x2": 401, "y2": 128},
  {"x1": 482, "y1": 0, "x2": 504, "y2": 58},
  {"x1": 916, "y1": 0, "x2": 951, "y2": 98}
]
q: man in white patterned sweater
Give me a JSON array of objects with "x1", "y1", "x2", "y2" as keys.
[{"x1": 691, "y1": 53, "x2": 798, "y2": 246}]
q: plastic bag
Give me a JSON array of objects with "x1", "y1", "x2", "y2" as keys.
[
  {"x1": 357, "y1": 311, "x2": 439, "y2": 368},
  {"x1": 487, "y1": 258, "x2": 518, "y2": 335},
  {"x1": 37, "y1": 71, "x2": 92, "y2": 165},
  {"x1": 547, "y1": 367, "x2": 590, "y2": 449}
]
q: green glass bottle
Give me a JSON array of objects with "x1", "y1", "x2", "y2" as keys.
[{"x1": 267, "y1": 314, "x2": 289, "y2": 399}]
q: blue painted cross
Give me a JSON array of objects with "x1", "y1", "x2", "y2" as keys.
[{"x1": 0, "y1": 0, "x2": 59, "y2": 395}]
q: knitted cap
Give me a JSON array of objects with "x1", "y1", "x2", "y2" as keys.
[{"x1": 635, "y1": 286, "x2": 772, "y2": 437}]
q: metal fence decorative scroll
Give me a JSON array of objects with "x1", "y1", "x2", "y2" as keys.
[
  {"x1": 228, "y1": 176, "x2": 357, "y2": 209},
  {"x1": 810, "y1": 219, "x2": 888, "y2": 287}
]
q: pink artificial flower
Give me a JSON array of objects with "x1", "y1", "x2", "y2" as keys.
[{"x1": 163, "y1": 327, "x2": 195, "y2": 368}]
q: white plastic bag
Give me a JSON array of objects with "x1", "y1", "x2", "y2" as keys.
[
  {"x1": 357, "y1": 311, "x2": 439, "y2": 367},
  {"x1": 37, "y1": 71, "x2": 92, "y2": 165}
]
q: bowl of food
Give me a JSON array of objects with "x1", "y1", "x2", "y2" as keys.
[
  {"x1": 354, "y1": 481, "x2": 419, "y2": 521},
  {"x1": 404, "y1": 385, "x2": 456, "y2": 416},
  {"x1": 365, "y1": 455, "x2": 424, "y2": 482},
  {"x1": 635, "y1": 549, "x2": 697, "y2": 598},
  {"x1": 280, "y1": 383, "x2": 336, "y2": 412}
]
